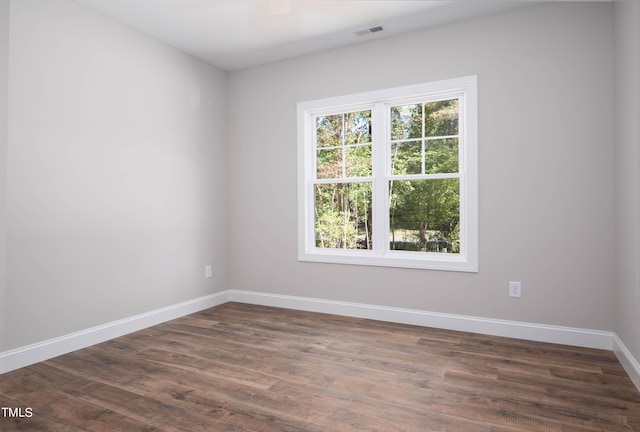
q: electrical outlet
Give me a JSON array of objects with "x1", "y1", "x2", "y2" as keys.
[
  {"x1": 205, "y1": 265, "x2": 212, "y2": 278},
  {"x1": 509, "y1": 281, "x2": 522, "y2": 298}
]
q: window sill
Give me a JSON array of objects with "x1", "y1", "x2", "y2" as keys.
[{"x1": 298, "y1": 249, "x2": 478, "y2": 272}]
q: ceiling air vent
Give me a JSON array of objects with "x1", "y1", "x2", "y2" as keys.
[{"x1": 353, "y1": 26, "x2": 384, "y2": 37}]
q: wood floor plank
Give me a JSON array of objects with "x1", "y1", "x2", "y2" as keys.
[
  {"x1": 1, "y1": 302, "x2": 639, "y2": 431},
  {"x1": 440, "y1": 369, "x2": 634, "y2": 431}
]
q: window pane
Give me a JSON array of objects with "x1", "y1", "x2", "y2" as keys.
[
  {"x1": 345, "y1": 145, "x2": 372, "y2": 177},
  {"x1": 317, "y1": 148, "x2": 342, "y2": 179},
  {"x1": 345, "y1": 110, "x2": 371, "y2": 144},
  {"x1": 391, "y1": 104, "x2": 422, "y2": 140},
  {"x1": 391, "y1": 141, "x2": 422, "y2": 175},
  {"x1": 389, "y1": 178, "x2": 460, "y2": 253},
  {"x1": 316, "y1": 114, "x2": 342, "y2": 148},
  {"x1": 425, "y1": 138, "x2": 458, "y2": 174},
  {"x1": 425, "y1": 99, "x2": 458, "y2": 137},
  {"x1": 315, "y1": 182, "x2": 373, "y2": 250}
]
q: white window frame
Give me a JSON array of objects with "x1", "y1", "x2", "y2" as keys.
[{"x1": 297, "y1": 76, "x2": 478, "y2": 272}]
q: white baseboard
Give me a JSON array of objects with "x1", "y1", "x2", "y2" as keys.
[
  {"x1": 228, "y1": 290, "x2": 615, "y2": 350},
  {"x1": 2, "y1": 288, "x2": 639, "y2": 393},
  {"x1": 0, "y1": 291, "x2": 230, "y2": 375},
  {"x1": 612, "y1": 334, "x2": 640, "y2": 391}
]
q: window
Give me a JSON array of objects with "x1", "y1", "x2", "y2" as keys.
[{"x1": 297, "y1": 76, "x2": 478, "y2": 272}]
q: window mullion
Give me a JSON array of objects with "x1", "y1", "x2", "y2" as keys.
[
  {"x1": 341, "y1": 114, "x2": 346, "y2": 178},
  {"x1": 422, "y1": 102, "x2": 426, "y2": 175},
  {"x1": 371, "y1": 102, "x2": 388, "y2": 257}
]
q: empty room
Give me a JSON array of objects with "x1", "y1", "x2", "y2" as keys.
[{"x1": 1, "y1": 0, "x2": 640, "y2": 430}]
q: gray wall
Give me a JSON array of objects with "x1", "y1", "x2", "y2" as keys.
[
  {"x1": 228, "y1": 2, "x2": 615, "y2": 331},
  {"x1": 0, "y1": 0, "x2": 8, "y2": 351},
  {"x1": 3, "y1": 0, "x2": 229, "y2": 350},
  {"x1": 614, "y1": 0, "x2": 640, "y2": 364}
]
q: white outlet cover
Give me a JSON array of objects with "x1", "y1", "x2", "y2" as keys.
[{"x1": 509, "y1": 281, "x2": 522, "y2": 298}]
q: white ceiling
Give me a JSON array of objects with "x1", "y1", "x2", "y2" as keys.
[{"x1": 72, "y1": 0, "x2": 547, "y2": 71}]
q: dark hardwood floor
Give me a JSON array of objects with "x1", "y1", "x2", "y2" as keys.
[{"x1": 1, "y1": 302, "x2": 639, "y2": 431}]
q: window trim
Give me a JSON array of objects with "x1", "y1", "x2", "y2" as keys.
[{"x1": 297, "y1": 76, "x2": 478, "y2": 272}]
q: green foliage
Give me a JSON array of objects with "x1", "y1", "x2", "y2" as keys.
[
  {"x1": 314, "y1": 110, "x2": 373, "y2": 250},
  {"x1": 315, "y1": 211, "x2": 358, "y2": 249},
  {"x1": 316, "y1": 110, "x2": 372, "y2": 180},
  {"x1": 313, "y1": 99, "x2": 461, "y2": 254},
  {"x1": 389, "y1": 179, "x2": 460, "y2": 252},
  {"x1": 315, "y1": 182, "x2": 372, "y2": 250},
  {"x1": 425, "y1": 99, "x2": 459, "y2": 137},
  {"x1": 389, "y1": 99, "x2": 461, "y2": 253}
]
